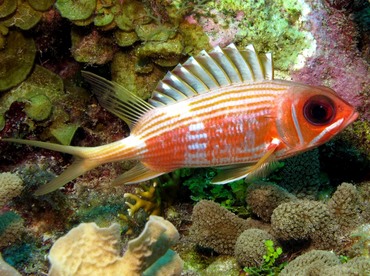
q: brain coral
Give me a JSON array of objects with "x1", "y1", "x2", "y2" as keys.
[
  {"x1": 0, "y1": 172, "x2": 23, "y2": 207},
  {"x1": 234, "y1": 228, "x2": 277, "y2": 267},
  {"x1": 328, "y1": 182, "x2": 363, "y2": 234},
  {"x1": 271, "y1": 200, "x2": 339, "y2": 250},
  {"x1": 190, "y1": 200, "x2": 251, "y2": 255},
  {"x1": 246, "y1": 182, "x2": 296, "y2": 222},
  {"x1": 48, "y1": 216, "x2": 183, "y2": 276}
]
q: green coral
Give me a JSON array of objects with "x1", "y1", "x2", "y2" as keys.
[{"x1": 0, "y1": 31, "x2": 36, "y2": 91}]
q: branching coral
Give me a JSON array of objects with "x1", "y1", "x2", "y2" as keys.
[
  {"x1": 190, "y1": 200, "x2": 252, "y2": 255},
  {"x1": 124, "y1": 182, "x2": 161, "y2": 217},
  {"x1": 271, "y1": 200, "x2": 339, "y2": 250},
  {"x1": 48, "y1": 215, "x2": 183, "y2": 275}
]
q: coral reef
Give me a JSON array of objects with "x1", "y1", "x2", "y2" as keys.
[
  {"x1": 48, "y1": 215, "x2": 183, "y2": 275},
  {"x1": 0, "y1": 172, "x2": 23, "y2": 207},
  {"x1": 280, "y1": 250, "x2": 370, "y2": 276},
  {"x1": 291, "y1": 0, "x2": 370, "y2": 120},
  {"x1": 270, "y1": 149, "x2": 325, "y2": 199},
  {"x1": 0, "y1": 211, "x2": 25, "y2": 248},
  {"x1": 0, "y1": 31, "x2": 36, "y2": 92},
  {"x1": 327, "y1": 182, "x2": 363, "y2": 234},
  {"x1": 190, "y1": 200, "x2": 251, "y2": 255},
  {"x1": 234, "y1": 228, "x2": 277, "y2": 267},
  {"x1": 246, "y1": 181, "x2": 296, "y2": 222},
  {"x1": 271, "y1": 200, "x2": 339, "y2": 250},
  {"x1": 0, "y1": 0, "x2": 368, "y2": 274},
  {"x1": 348, "y1": 223, "x2": 370, "y2": 258}
]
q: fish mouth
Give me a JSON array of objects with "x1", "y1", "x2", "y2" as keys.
[{"x1": 342, "y1": 110, "x2": 359, "y2": 128}]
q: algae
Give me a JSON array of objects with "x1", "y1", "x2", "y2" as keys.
[
  {"x1": 207, "y1": 0, "x2": 312, "y2": 70},
  {"x1": 50, "y1": 123, "x2": 80, "y2": 145},
  {"x1": 114, "y1": 0, "x2": 151, "y2": 31},
  {"x1": 23, "y1": 94, "x2": 52, "y2": 121},
  {"x1": 5, "y1": 1, "x2": 42, "y2": 30},
  {"x1": 0, "y1": 31, "x2": 36, "y2": 91},
  {"x1": 0, "y1": 0, "x2": 17, "y2": 18},
  {"x1": 114, "y1": 30, "x2": 139, "y2": 47},
  {"x1": 27, "y1": 0, "x2": 54, "y2": 11},
  {"x1": 55, "y1": 0, "x2": 96, "y2": 21}
]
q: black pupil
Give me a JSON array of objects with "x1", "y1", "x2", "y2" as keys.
[{"x1": 304, "y1": 96, "x2": 335, "y2": 125}]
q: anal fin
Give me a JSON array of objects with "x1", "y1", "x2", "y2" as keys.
[
  {"x1": 211, "y1": 139, "x2": 281, "y2": 184},
  {"x1": 112, "y1": 162, "x2": 166, "y2": 186}
]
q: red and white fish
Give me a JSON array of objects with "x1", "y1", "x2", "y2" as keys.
[{"x1": 3, "y1": 44, "x2": 358, "y2": 195}]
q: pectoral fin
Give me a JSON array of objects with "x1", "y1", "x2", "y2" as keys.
[
  {"x1": 112, "y1": 162, "x2": 166, "y2": 186},
  {"x1": 211, "y1": 139, "x2": 281, "y2": 184}
]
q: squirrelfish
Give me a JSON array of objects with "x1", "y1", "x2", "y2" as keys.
[{"x1": 3, "y1": 44, "x2": 358, "y2": 195}]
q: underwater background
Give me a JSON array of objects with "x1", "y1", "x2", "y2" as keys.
[{"x1": 0, "y1": 0, "x2": 369, "y2": 275}]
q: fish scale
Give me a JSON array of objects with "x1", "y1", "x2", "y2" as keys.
[{"x1": 2, "y1": 44, "x2": 358, "y2": 195}]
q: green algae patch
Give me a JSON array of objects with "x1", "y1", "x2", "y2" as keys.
[
  {"x1": 207, "y1": 0, "x2": 312, "y2": 71},
  {"x1": 24, "y1": 94, "x2": 52, "y2": 121},
  {"x1": 28, "y1": 0, "x2": 54, "y2": 11},
  {"x1": 50, "y1": 123, "x2": 80, "y2": 145},
  {"x1": 135, "y1": 23, "x2": 177, "y2": 42},
  {"x1": 111, "y1": 50, "x2": 166, "y2": 100},
  {"x1": 136, "y1": 36, "x2": 184, "y2": 67},
  {"x1": 0, "y1": 0, "x2": 16, "y2": 18},
  {"x1": 179, "y1": 22, "x2": 211, "y2": 55},
  {"x1": 7, "y1": 1, "x2": 42, "y2": 30},
  {"x1": 56, "y1": 0, "x2": 96, "y2": 21},
  {"x1": 94, "y1": 12, "x2": 114, "y2": 27},
  {"x1": 114, "y1": 30, "x2": 138, "y2": 47},
  {"x1": 0, "y1": 65, "x2": 63, "y2": 126},
  {"x1": 71, "y1": 28, "x2": 117, "y2": 64},
  {"x1": 114, "y1": 0, "x2": 151, "y2": 31},
  {"x1": 0, "y1": 31, "x2": 36, "y2": 91}
]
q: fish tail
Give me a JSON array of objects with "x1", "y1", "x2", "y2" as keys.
[{"x1": 2, "y1": 138, "x2": 108, "y2": 195}]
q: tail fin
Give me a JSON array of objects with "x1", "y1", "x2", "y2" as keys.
[{"x1": 2, "y1": 138, "x2": 102, "y2": 196}]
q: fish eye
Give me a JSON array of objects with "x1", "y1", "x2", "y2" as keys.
[{"x1": 303, "y1": 95, "x2": 335, "y2": 125}]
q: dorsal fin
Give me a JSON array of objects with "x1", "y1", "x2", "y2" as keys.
[
  {"x1": 82, "y1": 71, "x2": 154, "y2": 129},
  {"x1": 148, "y1": 44, "x2": 274, "y2": 107}
]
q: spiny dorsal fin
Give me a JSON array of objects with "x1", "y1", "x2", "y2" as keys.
[
  {"x1": 148, "y1": 44, "x2": 274, "y2": 107},
  {"x1": 82, "y1": 71, "x2": 154, "y2": 129}
]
